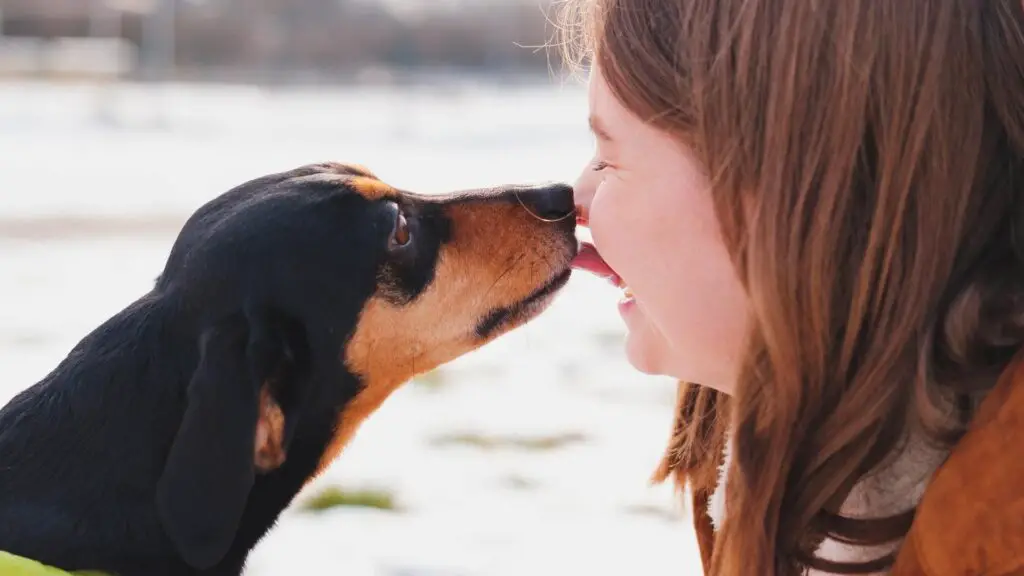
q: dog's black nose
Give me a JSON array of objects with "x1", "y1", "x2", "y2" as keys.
[{"x1": 517, "y1": 183, "x2": 575, "y2": 220}]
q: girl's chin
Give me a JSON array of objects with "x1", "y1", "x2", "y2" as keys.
[{"x1": 623, "y1": 326, "x2": 669, "y2": 376}]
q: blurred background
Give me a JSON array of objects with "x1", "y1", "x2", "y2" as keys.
[{"x1": 0, "y1": 1, "x2": 699, "y2": 574}]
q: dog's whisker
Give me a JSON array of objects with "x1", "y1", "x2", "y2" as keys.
[
  {"x1": 513, "y1": 187, "x2": 577, "y2": 223},
  {"x1": 482, "y1": 251, "x2": 528, "y2": 305}
]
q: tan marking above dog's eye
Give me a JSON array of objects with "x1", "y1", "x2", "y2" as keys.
[{"x1": 390, "y1": 209, "x2": 411, "y2": 249}]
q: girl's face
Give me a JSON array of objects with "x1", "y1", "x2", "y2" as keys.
[{"x1": 572, "y1": 67, "x2": 749, "y2": 393}]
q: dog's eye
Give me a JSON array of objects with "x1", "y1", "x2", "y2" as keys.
[{"x1": 389, "y1": 208, "x2": 412, "y2": 249}]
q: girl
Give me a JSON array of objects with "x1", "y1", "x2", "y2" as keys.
[{"x1": 563, "y1": 1, "x2": 1024, "y2": 574}]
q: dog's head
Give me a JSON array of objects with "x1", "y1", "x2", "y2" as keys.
[{"x1": 153, "y1": 162, "x2": 577, "y2": 569}]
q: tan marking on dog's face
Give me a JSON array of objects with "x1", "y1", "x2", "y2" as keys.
[
  {"x1": 338, "y1": 163, "x2": 377, "y2": 179},
  {"x1": 312, "y1": 195, "x2": 576, "y2": 475},
  {"x1": 349, "y1": 176, "x2": 396, "y2": 200},
  {"x1": 309, "y1": 161, "x2": 378, "y2": 179},
  {"x1": 254, "y1": 385, "x2": 287, "y2": 472}
]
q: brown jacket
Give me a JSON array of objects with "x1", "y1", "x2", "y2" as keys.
[
  {"x1": 889, "y1": 356, "x2": 1024, "y2": 575},
  {"x1": 689, "y1": 358, "x2": 1024, "y2": 575}
]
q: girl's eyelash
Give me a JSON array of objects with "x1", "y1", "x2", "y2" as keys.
[{"x1": 592, "y1": 160, "x2": 610, "y2": 171}]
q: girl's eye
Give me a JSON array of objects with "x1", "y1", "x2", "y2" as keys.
[{"x1": 592, "y1": 160, "x2": 610, "y2": 172}]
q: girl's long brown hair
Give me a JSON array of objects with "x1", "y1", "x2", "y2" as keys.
[{"x1": 559, "y1": 1, "x2": 1024, "y2": 574}]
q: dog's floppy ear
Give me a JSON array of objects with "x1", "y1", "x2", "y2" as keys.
[
  {"x1": 156, "y1": 315, "x2": 256, "y2": 569},
  {"x1": 248, "y1": 308, "x2": 311, "y2": 472},
  {"x1": 156, "y1": 308, "x2": 309, "y2": 570}
]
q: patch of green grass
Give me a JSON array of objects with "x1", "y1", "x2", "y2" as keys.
[
  {"x1": 623, "y1": 504, "x2": 680, "y2": 522},
  {"x1": 412, "y1": 368, "x2": 450, "y2": 391},
  {"x1": 300, "y1": 485, "x2": 399, "y2": 513},
  {"x1": 0, "y1": 332, "x2": 49, "y2": 349},
  {"x1": 558, "y1": 361, "x2": 582, "y2": 381},
  {"x1": 429, "y1": 431, "x2": 589, "y2": 452},
  {"x1": 593, "y1": 327, "x2": 625, "y2": 350},
  {"x1": 500, "y1": 474, "x2": 540, "y2": 491}
]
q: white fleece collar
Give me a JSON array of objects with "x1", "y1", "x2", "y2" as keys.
[{"x1": 706, "y1": 426, "x2": 948, "y2": 575}]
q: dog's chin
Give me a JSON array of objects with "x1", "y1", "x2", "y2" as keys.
[
  {"x1": 514, "y1": 266, "x2": 573, "y2": 316},
  {"x1": 474, "y1": 266, "x2": 573, "y2": 340}
]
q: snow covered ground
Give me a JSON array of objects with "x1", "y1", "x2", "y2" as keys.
[{"x1": 0, "y1": 79, "x2": 700, "y2": 575}]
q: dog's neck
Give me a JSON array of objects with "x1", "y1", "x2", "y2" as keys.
[{"x1": 0, "y1": 290, "x2": 366, "y2": 576}]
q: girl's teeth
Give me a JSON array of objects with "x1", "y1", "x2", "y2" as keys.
[{"x1": 623, "y1": 287, "x2": 634, "y2": 299}]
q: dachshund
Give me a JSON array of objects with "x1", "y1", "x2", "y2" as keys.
[{"x1": 0, "y1": 162, "x2": 578, "y2": 576}]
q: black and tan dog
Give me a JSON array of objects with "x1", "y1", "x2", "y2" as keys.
[{"x1": 0, "y1": 162, "x2": 577, "y2": 576}]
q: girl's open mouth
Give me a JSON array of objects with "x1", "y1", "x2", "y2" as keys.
[{"x1": 572, "y1": 241, "x2": 634, "y2": 302}]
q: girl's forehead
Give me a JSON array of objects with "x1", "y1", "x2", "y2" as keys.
[
  {"x1": 586, "y1": 68, "x2": 628, "y2": 139},
  {"x1": 587, "y1": 67, "x2": 666, "y2": 154}
]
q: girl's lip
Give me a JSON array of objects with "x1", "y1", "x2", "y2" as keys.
[{"x1": 571, "y1": 241, "x2": 624, "y2": 288}]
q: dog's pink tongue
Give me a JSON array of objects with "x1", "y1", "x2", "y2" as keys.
[{"x1": 572, "y1": 242, "x2": 621, "y2": 285}]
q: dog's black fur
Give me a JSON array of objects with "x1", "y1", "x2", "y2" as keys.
[{"x1": 0, "y1": 162, "x2": 577, "y2": 576}]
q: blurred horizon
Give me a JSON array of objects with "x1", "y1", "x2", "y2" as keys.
[{"x1": 0, "y1": 0, "x2": 578, "y2": 86}]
